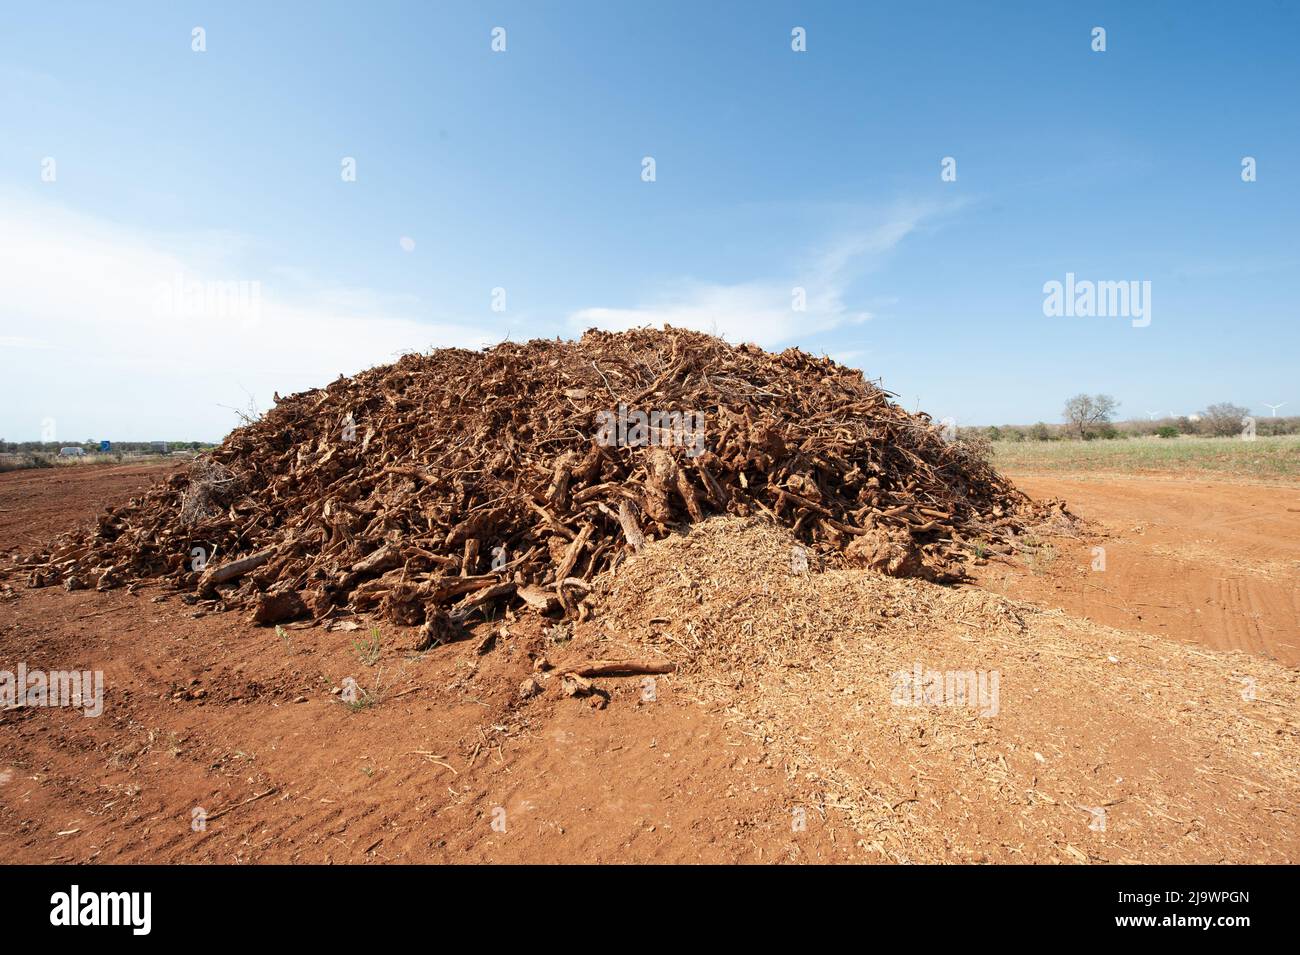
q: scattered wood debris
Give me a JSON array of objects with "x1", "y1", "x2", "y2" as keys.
[{"x1": 22, "y1": 327, "x2": 1063, "y2": 630}]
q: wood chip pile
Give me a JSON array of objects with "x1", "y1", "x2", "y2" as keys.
[{"x1": 23, "y1": 327, "x2": 1055, "y2": 641}]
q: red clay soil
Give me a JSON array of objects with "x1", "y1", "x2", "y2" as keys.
[
  {"x1": 0, "y1": 462, "x2": 182, "y2": 557},
  {"x1": 2, "y1": 463, "x2": 1296, "y2": 863},
  {"x1": 0, "y1": 463, "x2": 851, "y2": 863},
  {"x1": 977, "y1": 472, "x2": 1300, "y2": 667}
]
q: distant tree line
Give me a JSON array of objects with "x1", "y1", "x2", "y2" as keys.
[
  {"x1": 0, "y1": 440, "x2": 214, "y2": 454},
  {"x1": 958, "y1": 394, "x2": 1297, "y2": 442}
]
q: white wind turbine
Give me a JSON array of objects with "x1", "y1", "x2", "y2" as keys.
[{"x1": 1263, "y1": 402, "x2": 1287, "y2": 417}]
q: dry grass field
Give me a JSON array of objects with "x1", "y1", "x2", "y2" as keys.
[{"x1": 991, "y1": 435, "x2": 1300, "y2": 480}]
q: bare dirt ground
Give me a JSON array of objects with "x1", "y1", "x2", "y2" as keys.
[
  {"x1": 0, "y1": 464, "x2": 848, "y2": 863},
  {"x1": 1, "y1": 463, "x2": 1296, "y2": 863},
  {"x1": 981, "y1": 472, "x2": 1300, "y2": 667},
  {"x1": 0, "y1": 462, "x2": 179, "y2": 552}
]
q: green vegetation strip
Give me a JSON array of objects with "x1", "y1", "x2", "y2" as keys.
[{"x1": 991, "y1": 435, "x2": 1300, "y2": 479}]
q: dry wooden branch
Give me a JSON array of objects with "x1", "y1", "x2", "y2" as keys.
[
  {"x1": 198, "y1": 547, "x2": 275, "y2": 587},
  {"x1": 560, "y1": 659, "x2": 677, "y2": 677}
]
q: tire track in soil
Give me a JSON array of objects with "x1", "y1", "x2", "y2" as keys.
[{"x1": 976, "y1": 473, "x2": 1300, "y2": 666}]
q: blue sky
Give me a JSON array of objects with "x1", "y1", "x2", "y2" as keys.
[{"x1": 2, "y1": 1, "x2": 1297, "y2": 441}]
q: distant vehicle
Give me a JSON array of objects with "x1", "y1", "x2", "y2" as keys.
[{"x1": 59, "y1": 447, "x2": 86, "y2": 457}]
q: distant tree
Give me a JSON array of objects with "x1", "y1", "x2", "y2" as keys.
[
  {"x1": 1199, "y1": 402, "x2": 1250, "y2": 437},
  {"x1": 1062, "y1": 394, "x2": 1119, "y2": 440}
]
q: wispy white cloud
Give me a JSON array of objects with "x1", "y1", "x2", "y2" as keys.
[
  {"x1": 0, "y1": 335, "x2": 56, "y2": 350},
  {"x1": 0, "y1": 192, "x2": 494, "y2": 440},
  {"x1": 568, "y1": 201, "x2": 959, "y2": 349}
]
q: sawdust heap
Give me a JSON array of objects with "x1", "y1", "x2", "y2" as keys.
[
  {"x1": 28, "y1": 327, "x2": 1060, "y2": 637},
  {"x1": 590, "y1": 517, "x2": 1300, "y2": 863}
]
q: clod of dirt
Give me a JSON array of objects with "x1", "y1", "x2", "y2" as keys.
[
  {"x1": 561, "y1": 672, "x2": 594, "y2": 697},
  {"x1": 25, "y1": 327, "x2": 1057, "y2": 630},
  {"x1": 249, "y1": 590, "x2": 309, "y2": 626},
  {"x1": 415, "y1": 608, "x2": 460, "y2": 650}
]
